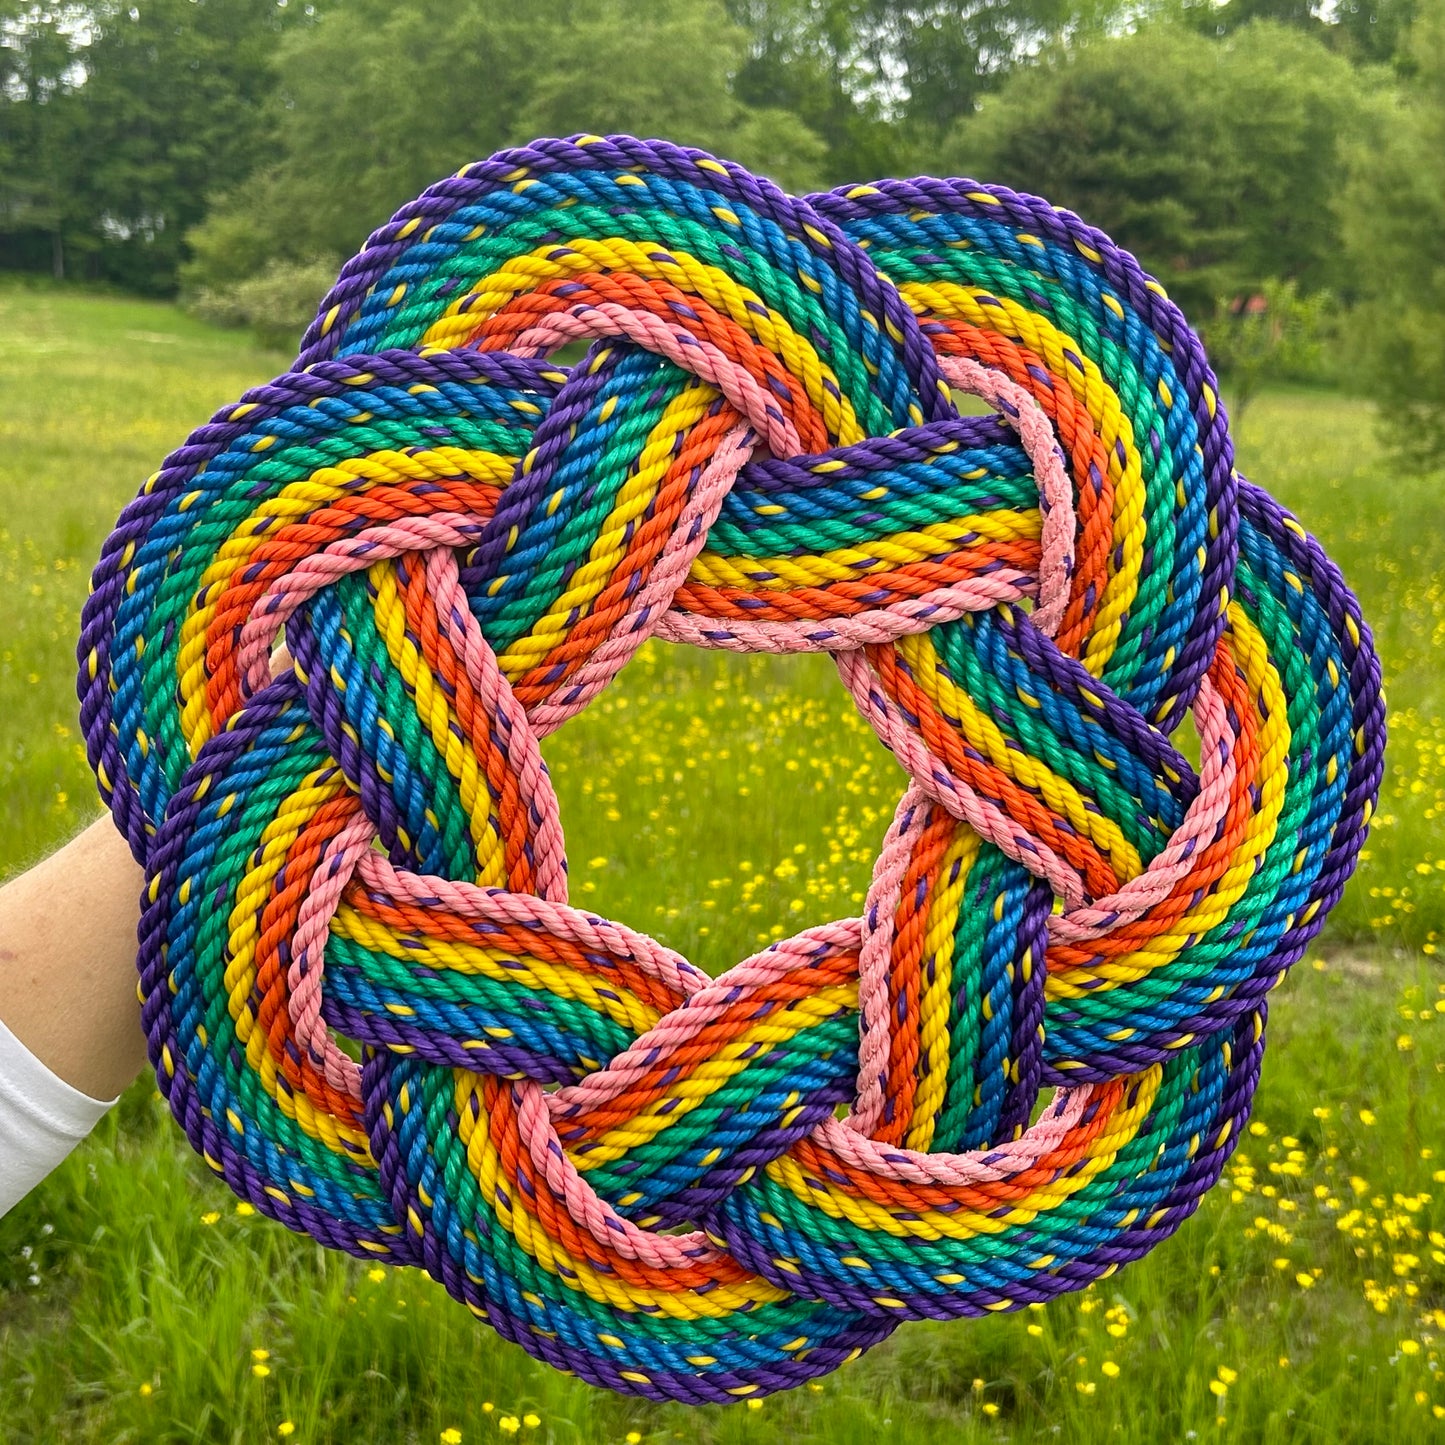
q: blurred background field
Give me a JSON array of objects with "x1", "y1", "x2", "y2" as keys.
[
  {"x1": 1, "y1": 275, "x2": 1442, "y2": 1445},
  {"x1": 2, "y1": 1, "x2": 1445, "y2": 1442}
]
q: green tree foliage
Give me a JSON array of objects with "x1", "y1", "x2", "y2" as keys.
[
  {"x1": 1175, "y1": 0, "x2": 1418, "y2": 66},
  {"x1": 1340, "y1": 2, "x2": 1445, "y2": 467},
  {"x1": 861, "y1": 0, "x2": 1122, "y2": 136},
  {"x1": 725, "y1": 0, "x2": 898, "y2": 184},
  {"x1": 0, "y1": 0, "x2": 1437, "y2": 410},
  {"x1": 183, "y1": 0, "x2": 832, "y2": 294},
  {"x1": 1180, "y1": 0, "x2": 1327, "y2": 40},
  {"x1": 0, "y1": 0, "x2": 318, "y2": 292},
  {"x1": 725, "y1": 1, "x2": 1129, "y2": 183},
  {"x1": 74, "y1": 0, "x2": 318, "y2": 292},
  {"x1": 944, "y1": 20, "x2": 1385, "y2": 316},
  {"x1": 0, "y1": 4, "x2": 86, "y2": 277},
  {"x1": 1330, "y1": 0, "x2": 1419, "y2": 66}
]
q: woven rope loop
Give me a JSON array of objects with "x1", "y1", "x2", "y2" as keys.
[{"x1": 77, "y1": 134, "x2": 1386, "y2": 1404}]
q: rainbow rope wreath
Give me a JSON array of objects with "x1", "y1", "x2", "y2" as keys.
[{"x1": 79, "y1": 134, "x2": 1385, "y2": 1403}]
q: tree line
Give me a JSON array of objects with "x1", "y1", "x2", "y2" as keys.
[{"x1": 2, "y1": 0, "x2": 1441, "y2": 458}]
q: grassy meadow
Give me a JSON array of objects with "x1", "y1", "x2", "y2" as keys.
[{"x1": 0, "y1": 282, "x2": 1441, "y2": 1444}]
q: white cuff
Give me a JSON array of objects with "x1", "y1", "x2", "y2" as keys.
[{"x1": 0, "y1": 1013, "x2": 118, "y2": 1216}]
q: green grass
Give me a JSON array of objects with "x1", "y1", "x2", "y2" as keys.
[
  {"x1": 0, "y1": 284, "x2": 292, "y2": 870},
  {"x1": 0, "y1": 286, "x2": 1441, "y2": 1443}
]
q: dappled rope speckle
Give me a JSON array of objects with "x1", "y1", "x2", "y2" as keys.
[{"x1": 76, "y1": 134, "x2": 1385, "y2": 1404}]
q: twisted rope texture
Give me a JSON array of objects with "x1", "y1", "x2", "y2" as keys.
[{"x1": 77, "y1": 134, "x2": 1386, "y2": 1404}]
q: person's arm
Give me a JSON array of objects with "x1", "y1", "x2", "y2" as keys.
[
  {"x1": 0, "y1": 816, "x2": 148, "y2": 1212},
  {"x1": 0, "y1": 815, "x2": 147, "y2": 1100}
]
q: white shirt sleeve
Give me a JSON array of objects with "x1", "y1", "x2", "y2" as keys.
[{"x1": 0, "y1": 1014, "x2": 117, "y2": 1217}]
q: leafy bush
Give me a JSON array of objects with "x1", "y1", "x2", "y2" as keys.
[
  {"x1": 188, "y1": 257, "x2": 340, "y2": 355},
  {"x1": 1340, "y1": 5, "x2": 1445, "y2": 471},
  {"x1": 1198, "y1": 280, "x2": 1345, "y2": 421}
]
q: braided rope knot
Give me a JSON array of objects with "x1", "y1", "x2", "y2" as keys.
[{"x1": 77, "y1": 134, "x2": 1385, "y2": 1403}]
